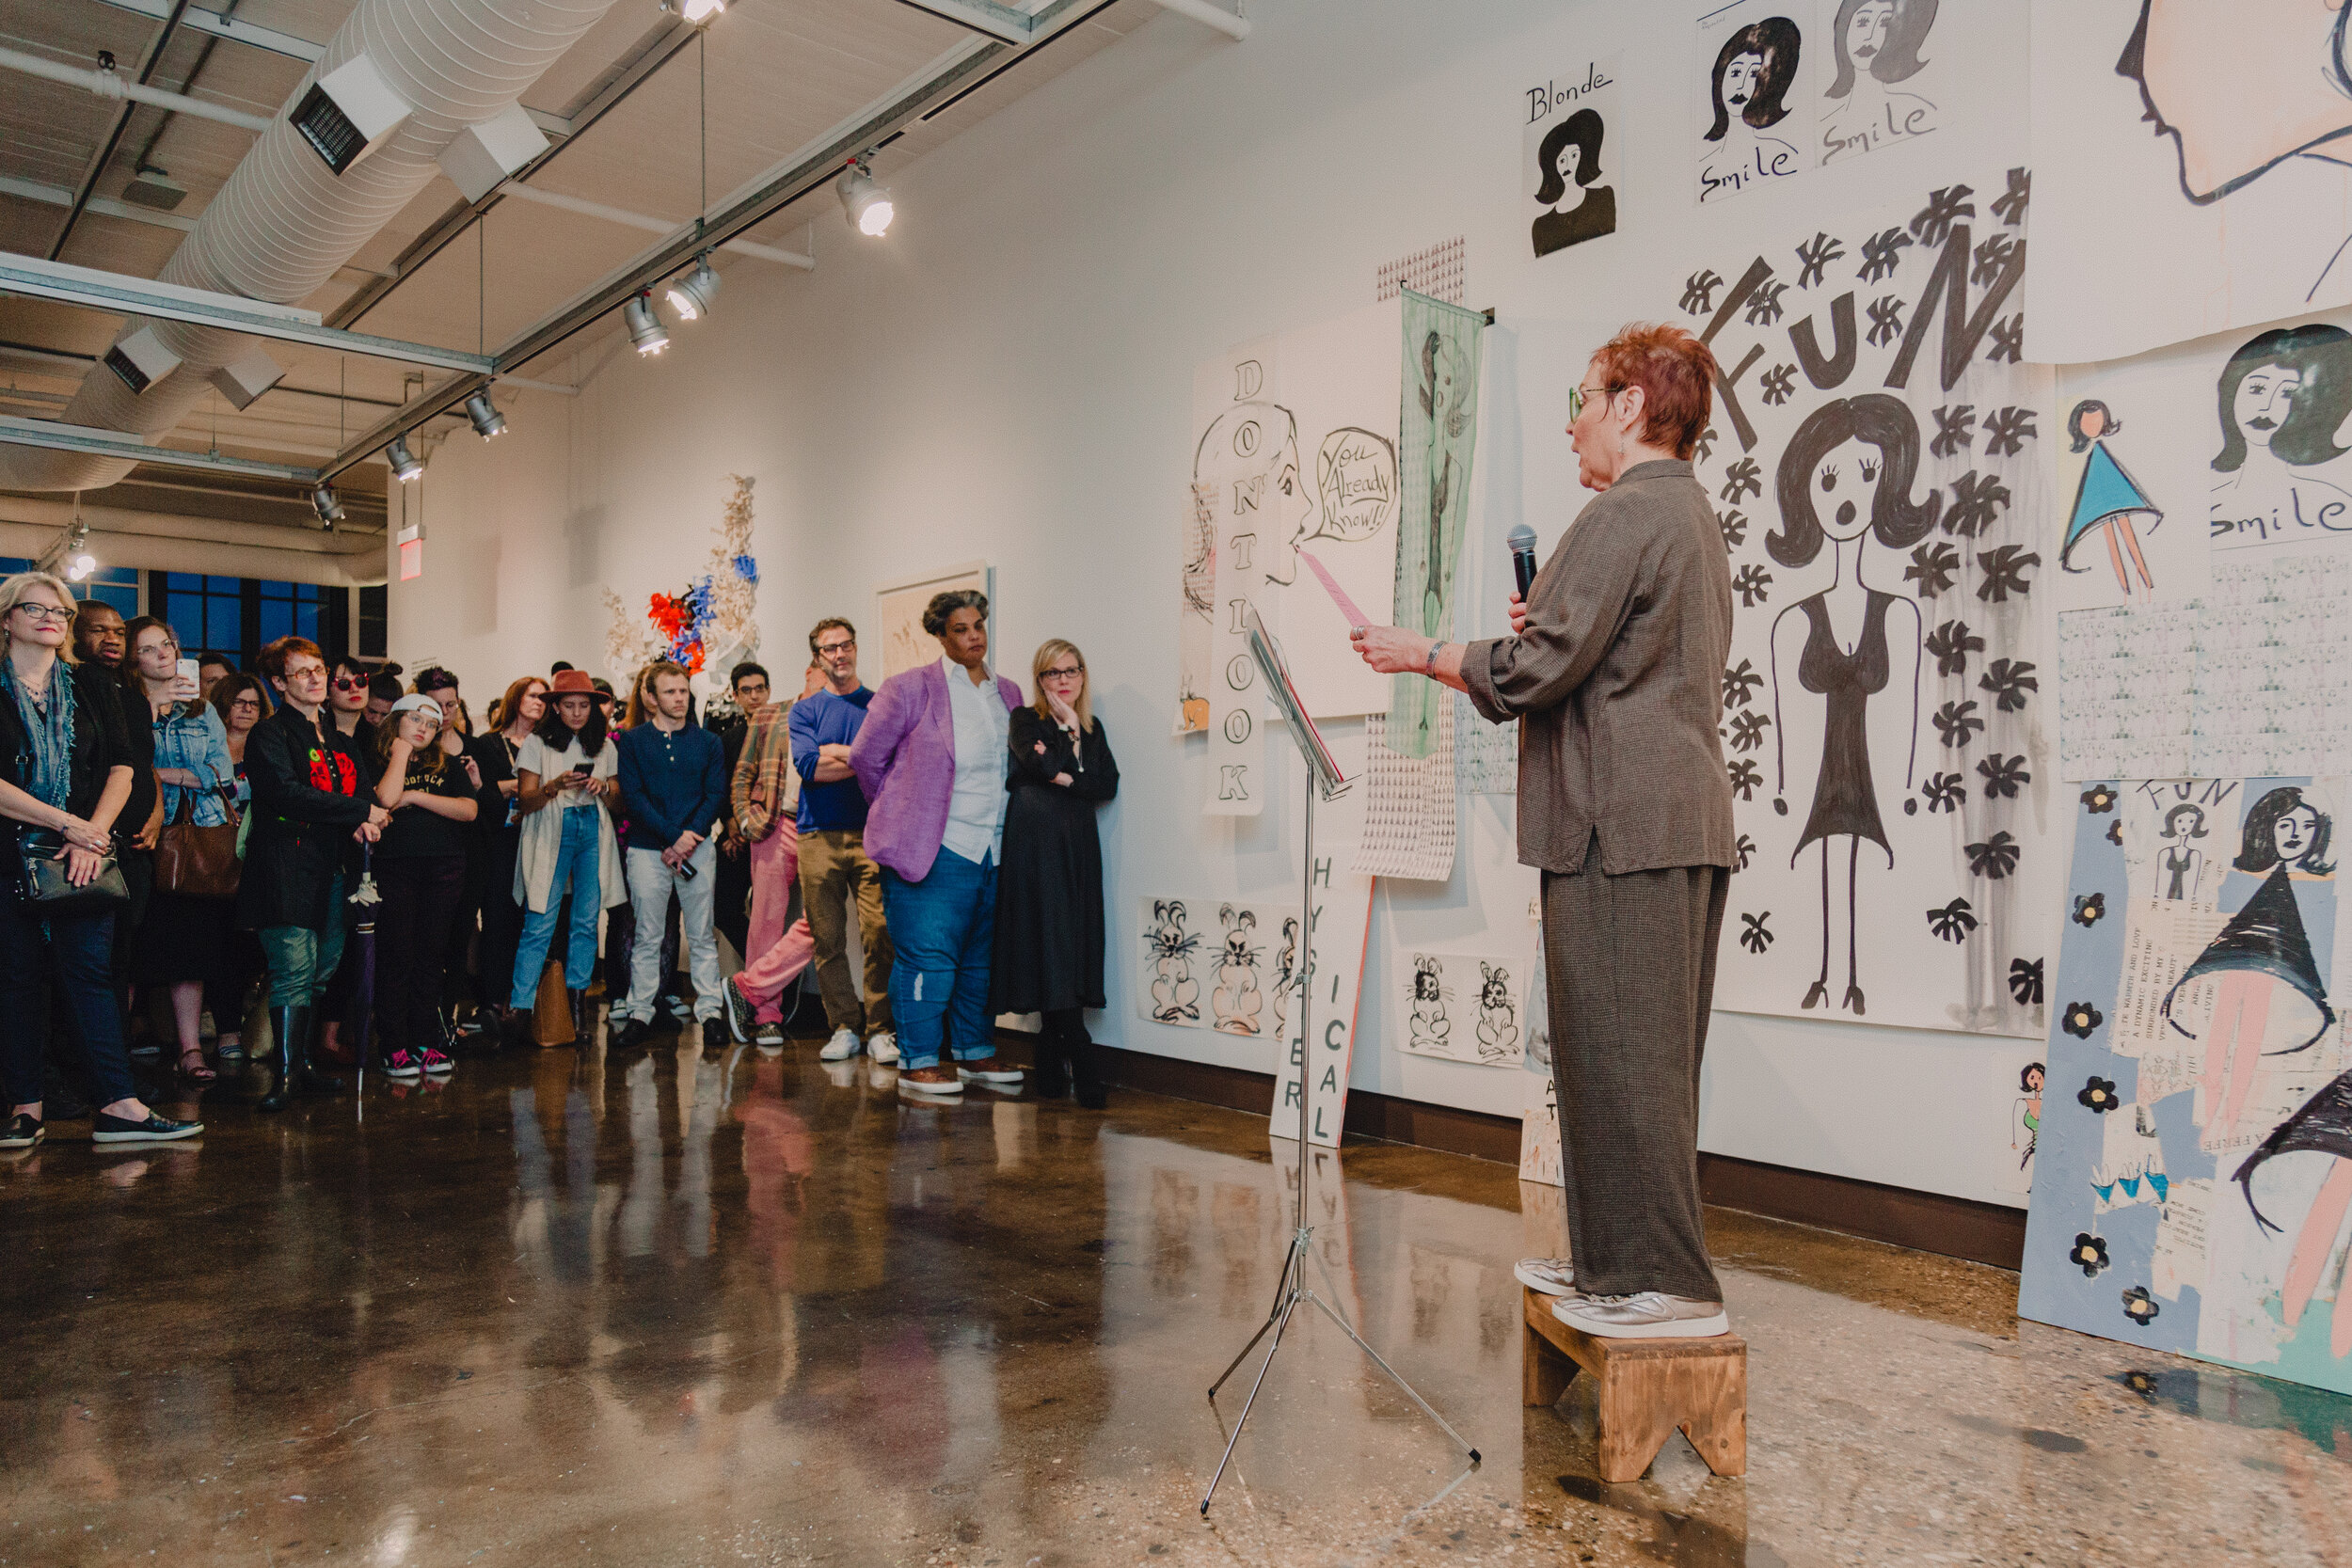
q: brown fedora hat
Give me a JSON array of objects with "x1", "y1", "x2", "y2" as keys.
[{"x1": 548, "y1": 668, "x2": 612, "y2": 703}]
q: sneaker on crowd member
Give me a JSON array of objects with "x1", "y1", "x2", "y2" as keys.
[
  {"x1": 91, "y1": 1110, "x2": 202, "y2": 1145},
  {"x1": 1555, "y1": 1291, "x2": 1727, "y2": 1340},
  {"x1": 1515, "y1": 1259, "x2": 1581, "y2": 1299},
  {"x1": 421, "y1": 1044, "x2": 455, "y2": 1076},
  {"x1": 956, "y1": 1053, "x2": 1024, "y2": 1085},
  {"x1": 384, "y1": 1047, "x2": 422, "y2": 1081},
  {"x1": 899, "y1": 1065, "x2": 963, "y2": 1097},
  {"x1": 818, "y1": 1027, "x2": 862, "y2": 1062},
  {"x1": 612, "y1": 1017, "x2": 652, "y2": 1051},
  {"x1": 723, "y1": 977, "x2": 759, "y2": 1045},
  {"x1": 0, "y1": 1113, "x2": 41, "y2": 1150},
  {"x1": 755, "y1": 1021, "x2": 785, "y2": 1050},
  {"x1": 867, "y1": 1030, "x2": 898, "y2": 1065}
]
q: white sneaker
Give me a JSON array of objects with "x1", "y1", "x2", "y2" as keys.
[
  {"x1": 867, "y1": 1030, "x2": 899, "y2": 1065},
  {"x1": 1514, "y1": 1258, "x2": 1581, "y2": 1300},
  {"x1": 1555, "y1": 1291, "x2": 1728, "y2": 1340},
  {"x1": 818, "y1": 1027, "x2": 862, "y2": 1061}
]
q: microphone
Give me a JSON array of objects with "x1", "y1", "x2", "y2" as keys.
[{"x1": 1507, "y1": 524, "x2": 1538, "y2": 600}]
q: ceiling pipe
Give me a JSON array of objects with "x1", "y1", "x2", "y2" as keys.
[
  {"x1": 497, "y1": 182, "x2": 814, "y2": 268},
  {"x1": 0, "y1": 0, "x2": 627, "y2": 494},
  {"x1": 0, "y1": 42, "x2": 274, "y2": 135},
  {"x1": 1137, "y1": 0, "x2": 1249, "y2": 40}
]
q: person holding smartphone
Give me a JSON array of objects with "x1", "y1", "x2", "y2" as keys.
[{"x1": 508, "y1": 669, "x2": 624, "y2": 1043}]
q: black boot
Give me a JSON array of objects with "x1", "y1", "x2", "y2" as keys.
[
  {"x1": 1030, "y1": 1027, "x2": 1069, "y2": 1101},
  {"x1": 257, "y1": 1006, "x2": 298, "y2": 1112},
  {"x1": 291, "y1": 1005, "x2": 341, "y2": 1095},
  {"x1": 1062, "y1": 1012, "x2": 1107, "y2": 1110},
  {"x1": 567, "y1": 989, "x2": 591, "y2": 1044}
]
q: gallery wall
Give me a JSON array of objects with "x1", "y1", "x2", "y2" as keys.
[{"x1": 392, "y1": 0, "x2": 2048, "y2": 1206}]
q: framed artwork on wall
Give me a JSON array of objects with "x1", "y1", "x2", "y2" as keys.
[{"x1": 874, "y1": 559, "x2": 993, "y2": 682}]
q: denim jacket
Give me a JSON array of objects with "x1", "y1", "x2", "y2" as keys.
[{"x1": 152, "y1": 703, "x2": 236, "y2": 828}]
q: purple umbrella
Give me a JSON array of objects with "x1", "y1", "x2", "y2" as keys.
[{"x1": 348, "y1": 846, "x2": 383, "y2": 1072}]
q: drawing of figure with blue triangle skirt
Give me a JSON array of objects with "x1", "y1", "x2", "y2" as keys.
[{"x1": 2059, "y1": 401, "x2": 2158, "y2": 600}]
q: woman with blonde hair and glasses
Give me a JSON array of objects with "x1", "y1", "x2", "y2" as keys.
[
  {"x1": 0, "y1": 574, "x2": 198, "y2": 1148},
  {"x1": 993, "y1": 638, "x2": 1120, "y2": 1107}
]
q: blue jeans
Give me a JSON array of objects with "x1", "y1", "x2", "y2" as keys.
[
  {"x1": 881, "y1": 847, "x2": 996, "y2": 1070},
  {"x1": 510, "y1": 807, "x2": 602, "y2": 1006},
  {"x1": 0, "y1": 874, "x2": 135, "y2": 1108}
]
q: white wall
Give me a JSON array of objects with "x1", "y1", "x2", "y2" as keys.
[{"x1": 396, "y1": 0, "x2": 2048, "y2": 1207}]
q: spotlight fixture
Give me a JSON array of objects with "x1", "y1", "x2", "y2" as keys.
[
  {"x1": 464, "y1": 388, "x2": 507, "y2": 438},
  {"x1": 836, "y1": 159, "x2": 894, "y2": 238},
  {"x1": 624, "y1": 290, "x2": 670, "y2": 356},
  {"x1": 310, "y1": 483, "x2": 346, "y2": 529},
  {"x1": 67, "y1": 553, "x2": 95, "y2": 583},
  {"x1": 664, "y1": 256, "x2": 720, "y2": 322},
  {"x1": 386, "y1": 433, "x2": 424, "y2": 483}
]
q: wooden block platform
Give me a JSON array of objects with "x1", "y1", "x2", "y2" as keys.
[{"x1": 1522, "y1": 1287, "x2": 1747, "y2": 1483}]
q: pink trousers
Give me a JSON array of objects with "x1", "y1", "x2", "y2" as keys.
[{"x1": 740, "y1": 820, "x2": 813, "y2": 1023}]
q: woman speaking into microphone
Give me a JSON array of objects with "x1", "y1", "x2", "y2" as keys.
[{"x1": 1351, "y1": 322, "x2": 1736, "y2": 1341}]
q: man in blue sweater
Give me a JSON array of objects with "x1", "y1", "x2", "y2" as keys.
[
  {"x1": 612, "y1": 660, "x2": 728, "y2": 1049},
  {"x1": 790, "y1": 617, "x2": 896, "y2": 1062}
]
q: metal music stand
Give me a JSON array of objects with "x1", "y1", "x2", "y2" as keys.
[{"x1": 1199, "y1": 607, "x2": 1479, "y2": 1516}]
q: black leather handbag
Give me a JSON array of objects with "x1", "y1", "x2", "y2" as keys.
[{"x1": 16, "y1": 828, "x2": 130, "y2": 918}]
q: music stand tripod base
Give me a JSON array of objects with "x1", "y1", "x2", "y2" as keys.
[{"x1": 1197, "y1": 668, "x2": 1478, "y2": 1515}]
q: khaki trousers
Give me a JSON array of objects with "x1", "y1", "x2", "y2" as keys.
[{"x1": 799, "y1": 828, "x2": 893, "y2": 1034}]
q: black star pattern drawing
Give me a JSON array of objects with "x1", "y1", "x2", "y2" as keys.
[
  {"x1": 2071, "y1": 1232, "x2": 2110, "y2": 1277},
  {"x1": 1906, "y1": 542, "x2": 1961, "y2": 597},
  {"x1": 2010, "y1": 958, "x2": 2044, "y2": 1006},
  {"x1": 1740, "y1": 911, "x2": 1773, "y2": 953},
  {"x1": 1933, "y1": 699, "x2": 1985, "y2": 749},
  {"x1": 2080, "y1": 784, "x2": 2119, "y2": 814},
  {"x1": 1945, "y1": 470, "x2": 2011, "y2": 537},
  {"x1": 1924, "y1": 620, "x2": 1984, "y2": 677},
  {"x1": 1724, "y1": 659, "x2": 1764, "y2": 708},
  {"x1": 1980, "y1": 658, "x2": 2039, "y2": 712},
  {"x1": 1681, "y1": 268, "x2": 1726, "y2": 315},
  {"x1": 1979, "y1": 753, "x2": 2031, "y2": 800},
  {"x1": 1991, "y1": 166, "x2": 2031, "y2": 228},
  {"x1": 1694, "y1": 426, "x2": 1720, "y2": 465},
  {"x1": 1972, "y1": 233, "x2": 2020, "y2": 287},
  {"x1": 1734, "y1": 833, "x2": 1756, "y2": 873},
  {"x1": 1720, "y1": 457, "x2": 1763, "y2": 505},
  {"x1": 1794, "y1": 230, "x2": 1846, "y2": 289},
  {"x1": 1922, "y1": 771, "x2": 1967, "y2": 813},
  {"x1": 1728, "y1": 711, "x2": 1772, "y2": 752},
  {"x1": 1856, "y1": 226, "x2": 1912, "y2": 284},
  {"x1": 1982, "y1": 405, "x2": 2039, "y2": 456},
  {"x1": 1728, "y1": 758, "x2": 1762, "y2": 800},
  {"x1": 1967, "y1": 832, "x2": 2023, "y2": 880},
  {"x1": 1758, "y1": 364, "x2": 1798, "y2": 405},
  {"x1": 1910, "y1": 183, "x2": 1978, "y2": 247},
  {"x1": 1931, "y1": 404, "x2": 1978, "y2": 458},
  {"x1": 1744, "y1": 279, "x2": 1788, "y2": 325},
  {"x1": 1732, "y1": 562, "x2": 1774, "y2": 607},
  {"x1": 1987, "y1": 315, "x2": 2025, "y2": 364},
  {"x1": 1978, "y1": 545, "x2": 2040, "y2": 603},
  {"x1": 1718, "y1": 508, "x2": 1749, "y2": 550},
  {"x1": 1926, "y1": 897, "x2": 1979, "y2": 943},
  {"x1": 1866, "y1": 294, "x2": 1907, "y2": 347}
]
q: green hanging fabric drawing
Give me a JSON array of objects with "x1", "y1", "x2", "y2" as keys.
[{"x1": 1388, "y1": 289, "x2": 1486, "y2": 758}]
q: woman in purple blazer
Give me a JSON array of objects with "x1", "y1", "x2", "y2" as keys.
[{"x1": 850, "y1": 590, "x2": 1028, "y2": 1098}]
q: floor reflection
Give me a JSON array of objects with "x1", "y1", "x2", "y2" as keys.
[{"x1": 0, "y1": 1029, "x2": 2348, "y2": 1565}]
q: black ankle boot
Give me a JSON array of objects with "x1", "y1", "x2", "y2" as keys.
[
  {"x1": 567, "y1": 989, "x2": 591, "y2": 1043},
  {"x1": 257, "y1": 1006, "x2": 298, "y2": 1112},
  {"x1": 1030, "y1": 1033, "x2": 1070, "y2": 1101},
  {"x1": 1066, "y1": 1023, "x2": 1106, "y2": 1110},
  {"x1": 290, "y1": 1005, "x2": 341, "y2": 1094}
]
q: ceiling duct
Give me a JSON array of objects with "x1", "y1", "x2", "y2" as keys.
[{"x1": 0, "y1": 0, "x2": 624, "y2": 492}]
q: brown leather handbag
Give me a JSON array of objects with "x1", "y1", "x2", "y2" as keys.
[{"x1": 155, "y1": 767, "x2": 243, "y2": 900}]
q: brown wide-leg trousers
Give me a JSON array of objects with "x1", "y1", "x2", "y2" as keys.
[{"x1": 1542, "y1": 833, "x2": 1727, "y2": 1303}]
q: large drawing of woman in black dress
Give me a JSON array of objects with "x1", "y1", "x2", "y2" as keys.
[{"x1": 1768, "y1": 395, "x2": 1940, "y2": 1015}]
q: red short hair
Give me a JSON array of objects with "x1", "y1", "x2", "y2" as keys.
[
  {"x1": 1590, "y1": 323, "x2": 1717, "y2": 461},
  {"x1": 256, "y1": 635, "x2": 324, "y2": 683}
]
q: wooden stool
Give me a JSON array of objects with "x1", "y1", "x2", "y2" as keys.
[{"x1": 1522, "y1": 1287, "x2": 1747, "y2": 1483}]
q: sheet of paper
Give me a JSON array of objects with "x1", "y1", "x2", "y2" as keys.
[{"x1": 1355, "y1": 710, "x2": 1457, "y2": 881}]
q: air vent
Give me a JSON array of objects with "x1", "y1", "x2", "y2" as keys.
[
  {"x1": 103, "y1": 344, "x2": 151, "y2": 395},
  {"x1": 292, "y1": 55, "x2": 413, "y2": 176},
  {"x1": 103, "y1": 326, "x2": 182, "y2": 396},
  {"x1": 119, "y1": 168, "x2": 186, "y2": 212},
  {"x1": 293, "y1": 83, "x2": 368, "y2": 173}
]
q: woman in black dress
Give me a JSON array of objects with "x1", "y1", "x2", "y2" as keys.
[{"x1": 993, "y1": 639, "x2": 1119, "y2": 1106}]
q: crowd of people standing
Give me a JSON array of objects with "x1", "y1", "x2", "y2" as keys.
[{"x1": 0, "y1": 576, "x2": 1118, "y2": 1154}]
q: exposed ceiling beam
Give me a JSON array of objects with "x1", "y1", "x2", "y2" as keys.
[
  {"x1": 496, "y1": 182, "x2": 814, "y2": 268},
  {"x1": 891, "y1": 0, "x2": 1036, "y2": 44},
  {"x1": 1138, "y1": 0, "x2": 1248, "y2": 40},
  {"x1": 0, "y1": 414, "x2": 317, "y2": 483},
  {"x1": 84, "y1": 0, "x2": 324, "y2": 65},
  {"x1": 49, "y1": 2, "x2": 196, "y2": 261},
  {"x1": 0, "y1": 254, "x2": 495, "y2": 376},
  {"x1": 0, "y1": 173, "x2": 198, "y2": 233},
  {"x1": 0, "y1": 42, "x2": 274, "y2": 135}
]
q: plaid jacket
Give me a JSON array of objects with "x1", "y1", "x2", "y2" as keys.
[{"x1": 728, "y1": 699, "x2": 800, "y2": 840}]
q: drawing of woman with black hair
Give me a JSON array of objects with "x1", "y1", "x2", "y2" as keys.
[
  {"x1": 2209, "y1": 325, "x2": 2352, "y2": 546},
  {"x1": 2164, "y1": 786, "x2": 2337, "y2": 1145},
  {"x1": 2060, "y1": 400, "x2": 2160, "y2": 600},
  {"x1": 1820, "y1": 0, "x2": 1939, "y2": 164},
  {"x1": 1699, "y1": 18, "x2": 1803, "y2": 204},
  {"x1": 1531, "y1": 108, "x2": 1616, "y2": 259},
  {"x1": 2233, "y1": 1066, "x2": 2352, "y2": 1359},
  {"x1": 2012, "y1": 1061, "x2": 2044, "y2": 1173},
  {"x1": 1767, "y1": 395, "x2": 1937, "y2": 1015},
  {"x1": 2156, "y1": 800, "x2": 2210, "y2": 902}
]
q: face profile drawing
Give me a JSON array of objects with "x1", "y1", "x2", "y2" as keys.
[
  {"x1": 1531, "y1": 108, "x2": 1616, "y2": 259},
  {"x1": 1820, "y1": 0, "x2": 1939, "y2": 165},
  {"x1": 2209, "y1": 325, "x2": 2352, "y2": 546},
  {"x1": 1700, "y1": 18, "x2": 1803, "y2": 203},
  {"x1": 1766, "y1": 394, "x2": 1938, "y2": 1018},
  {"x1": 1193, "y1": 401, "x2": 1312, "y2": 592},
  {"x1": 2119, "y1": 0, "x2": 2352, "y2": 208}
]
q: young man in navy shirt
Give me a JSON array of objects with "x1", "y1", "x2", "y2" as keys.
[
  {"x1": 612, "y1": 661, "x2": 727, "y2": 1048},
  {"x1": 790, "y1": 618, "x2": 896, "y2": 1062}
]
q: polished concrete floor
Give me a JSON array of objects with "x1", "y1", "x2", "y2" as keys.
[{"x1": 4, "y1": 1028, "x2": 2350, "y2": 1567}]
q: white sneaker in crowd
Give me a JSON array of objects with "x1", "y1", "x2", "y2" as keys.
[
  {"x1": 867, "y1": 1030, "x2": 899, "y2": 1064},
  {"x1": 1554, "y1": 1291, "x2": 1728, "y2": 1340},
  {"x1": 818, "y1": 1027, "x2": 863, "y2": 1061},
  {"x1": 1514, "y1": 1258, "x2": 1581, "y2": 1300}
]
